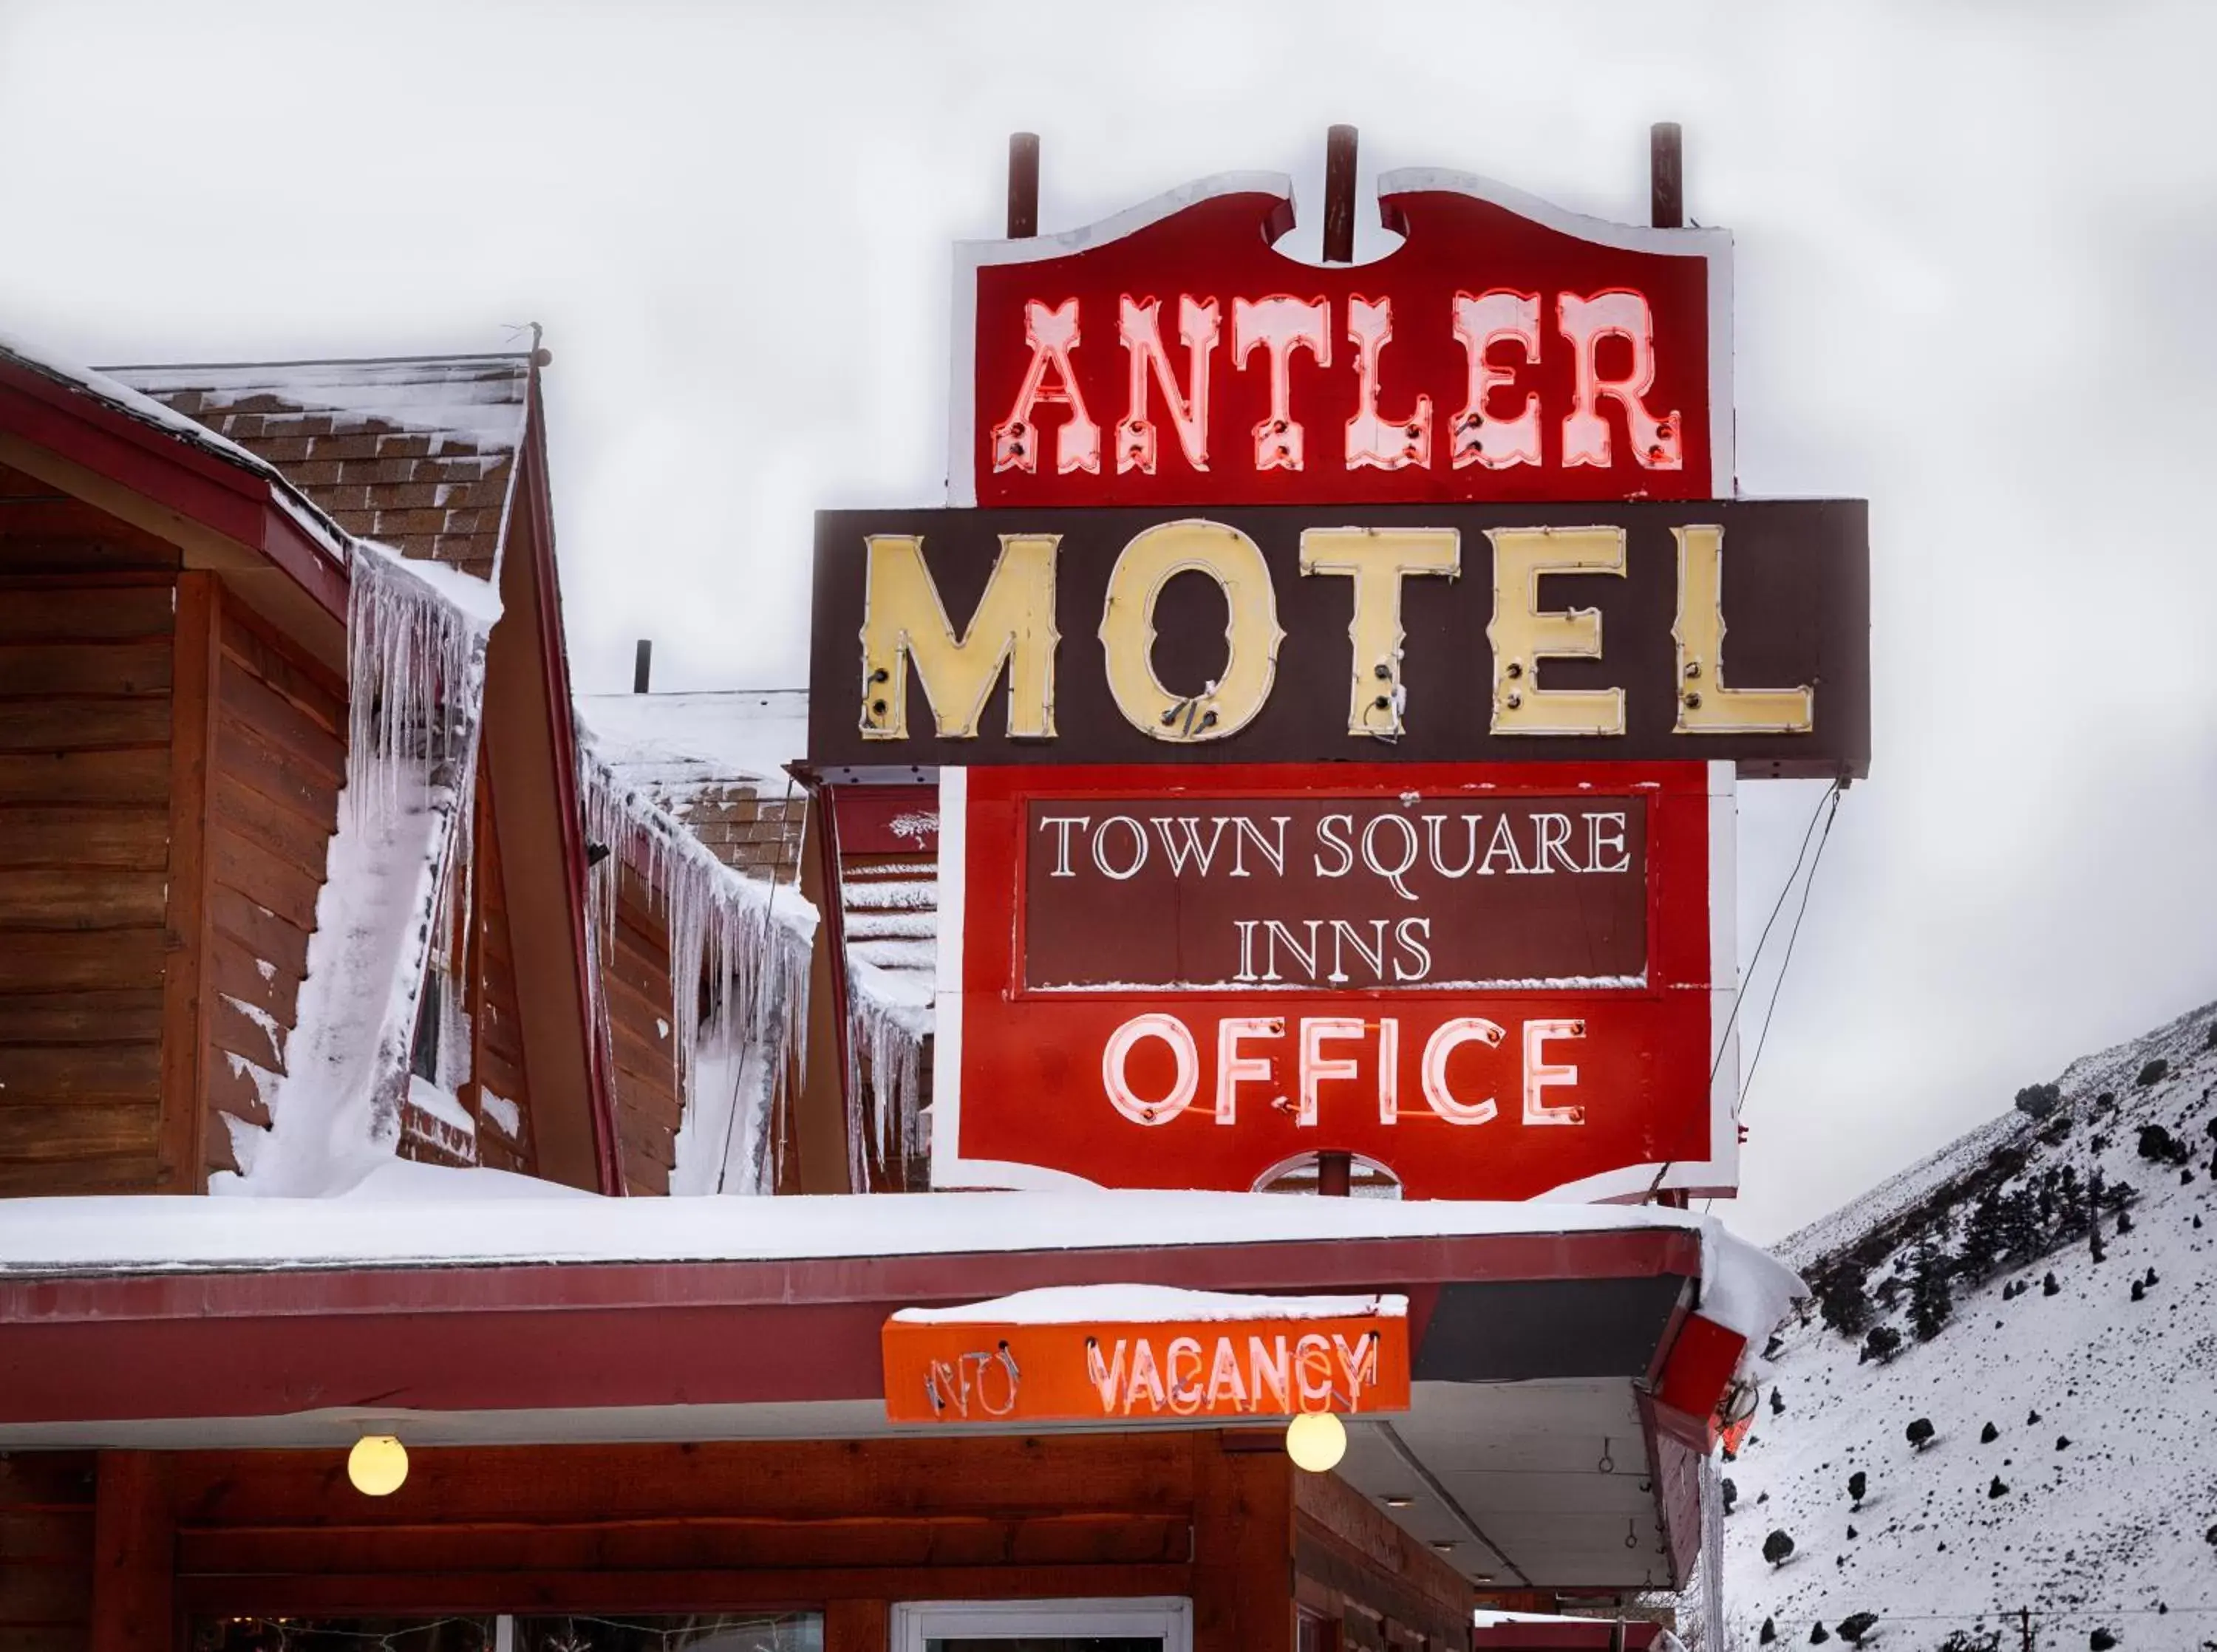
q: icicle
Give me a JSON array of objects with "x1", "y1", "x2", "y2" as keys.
[
  {"x1": 574, "y1": 743, "x2": 817, "y2": 1195},
  {"x1": 220, "y1": 542, "x2": 500, "y2": 1195},
  {"x1": 845, "y1": 960, "x2": 931, "y2": 1189},
  {"x1": 347, "y1": 544, "x2": 485, "y2": 833}
]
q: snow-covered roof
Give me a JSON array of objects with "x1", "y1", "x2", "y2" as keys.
[
  {"x1": 0, "y1": 1188, "x2": 1795, "y2": 1328},
  {"x1": 578, "y1": 689, "x2": 808, "y2": 799},
  {"x1": 108, "y1": 353, "x2": 532, "y2": 581},
  {"x1": 110, "y1": 355, "x2": 531, "y2": 454},
  {"x1": 892, "y1": 1283, "x2": 1406, "y2": 1324},
  {"x1": 575, "y1": 733, "x2": 818, "y2": 1197},
  {"x1": 0, "y1": 328, "x2": 355, "y2": 562}
]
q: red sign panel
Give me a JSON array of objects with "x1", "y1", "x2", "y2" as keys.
[
  {"x1": 935, "y1": 762, "x2": 1739, "y2": 1202},
  {"x1": 952, "y1": 169, "x2": 1731, "y2": 509}
]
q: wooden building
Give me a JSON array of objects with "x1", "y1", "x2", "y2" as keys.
[{"x1": 0, "y1": 334, "x2": 1789, "y2": 1652}]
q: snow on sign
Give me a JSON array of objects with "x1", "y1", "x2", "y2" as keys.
[
  {"x1": 935, "y1": 762, "x2": 1740, "y2": 1202},
  {"x1": 952, "y1": 170, "x2": 1731, "y2": 508},
  {"x1": 882, "y1": 1288, "x2": 1411, "y2": 1424}
]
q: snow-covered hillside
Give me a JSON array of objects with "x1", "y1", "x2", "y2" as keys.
[{"x1": 1715, "y1": 997, "x2": 2217, "y2": 1651}]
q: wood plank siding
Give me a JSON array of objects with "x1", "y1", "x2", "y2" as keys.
[
  {"x1": 0, "y1": 1452, "x2": 97, "y2": 1652},
  {"x1": 0, "y1": 570, "x2": 177, "y2": 1193},
  {"x1": 0, "y1": 465, "x2": 353, "y2": 1192},
  {"x1": 197, "y1": 601, "x2": 345, "y2": 1180},
  {"x1": 470, "y1": 763, "x2": 535, "y2": 1173},
  {"x1": 603, "y1": 859, "x2": 683, "y2": 1195}
]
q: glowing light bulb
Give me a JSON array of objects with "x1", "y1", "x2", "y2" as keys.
[
  {"x1": 1285, "y1": 1410, "x2": 1347, "y2": 1473},
  {"x1": 347, "y1": 1433, "x2": 408, "y2": 1496}
]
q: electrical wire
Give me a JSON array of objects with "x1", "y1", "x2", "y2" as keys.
[
  {"x1": 1737, "y1": 782, "x2": 1845, "y2": 1116},
  {"x1": 1646, "y1": 778, "x2": 1842, "y2": 1204},
  {"x1": 1713, "y1": 779, "x2": 1841, "y2": 1088}
]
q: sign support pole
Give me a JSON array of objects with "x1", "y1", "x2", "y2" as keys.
[
  {"x1": 1650, "y1": 121, "x2": 1683, "y2": 230},
  {"x1": 1324, "y1": 124, "x2": 1358, "y2": 263},
  {"x1": 1316, "y1": 120, "x2": 1360, "y2": 1201},
  {"x1": 1007, "y1": 132, "x2": 1040, "y2": 239}
]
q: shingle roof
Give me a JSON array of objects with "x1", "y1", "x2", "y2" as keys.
[
  {"x1": 576, "y1": 689, "x2": 809, "y2": 884},
  {"x1": 105, "y1": 354, "x2": 533, "y2": 580}
]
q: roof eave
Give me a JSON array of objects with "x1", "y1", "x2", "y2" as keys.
[
  {"x1": 0, "y1": 355, "x2": 350, "y2": 625},
  {"x1": 0, "y1": 1225, "x2": 1706, "y2": 1428}
]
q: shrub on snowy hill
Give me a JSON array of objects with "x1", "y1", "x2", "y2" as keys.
[
  {"x1": 2134, "y1": 1123, "x2": 2187, "y2": 1164},
  {"x1": 1998, "y1": 1185, "x2": 2044, "y2": 1263},
  {"x1": 1908, "y1": 1236, "x2": 1953, "y2": 1340},
  {"x1": 2016, "y1": 1082, "x2": 2063, "y2": 1119},
  {"x1": 1764, "y1": 1529, "x2": 1796, "y2": 1567},
  {"x1": 1814, "y1": 1264, "x2": 1873, "y2": 1337},
  {"x1": 1717, "y1": 996, "x2": 2217, "y2": 1652},
  {"x1": 1956, "y1": 1184, "x2": 2005, "y2": 1283}
]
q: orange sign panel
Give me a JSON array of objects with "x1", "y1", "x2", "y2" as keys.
[{"x1": 882, "y1": 1304, "x2": 1411, "y2": 1425}]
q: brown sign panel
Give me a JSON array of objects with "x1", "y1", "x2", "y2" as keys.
[
  {"x1": 808, "y1": 499, "x2": 1867, "y2": 778},
  {"x1": 1022, "y1": 792, "x2": 1647, "y2": 990}
]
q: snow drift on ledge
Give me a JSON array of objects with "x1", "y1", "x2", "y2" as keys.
[{"x1": 0, "y1": 1189, "x2": 1794, "y2": 1348}]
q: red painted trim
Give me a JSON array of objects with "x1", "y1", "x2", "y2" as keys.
[
  {"x1": 0, "y1": 361, "x2": 265, "y2": 502},
  {"x1": 1643, "y1": 1279, "x2": 1695, "y2": 1388},
  {"x1": 1652, "y1": 1311, "x2": 1744, "y2": 1428},
  {"x1": 1646, "y1": 1396, "x2": 1712, "y2": 1455},
  {"x1": 0, "y1": 360, "x2": 347, "y2": 621},
  {"x1": 0, "y1": 1227, "x2": 1701, "y2": 1426},
  {"x1": 256, "y1": 499, "x2": 351, "y2": 619},
  {"x1": 515, "y1": 371, "x2": 621, "y2": 1196},
  {"x1": 1637, "y1": 1388, "x2": 1704, "y2": 1584},
  {"x1": 833, "y1": 784, "x2": 941, "y2": 855}
]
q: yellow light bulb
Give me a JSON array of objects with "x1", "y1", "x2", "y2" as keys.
[
  {"x1": 1285, "y1": 1410, "x2": 1347, "y2": 1473},
  {"x1": 347, "y1": 1433, "x2": 408, "y2": 1497}
]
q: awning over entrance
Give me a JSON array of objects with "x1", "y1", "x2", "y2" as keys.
[{"x1": 0, "y1": 1190, "x2": 1798, "y2": 1592}]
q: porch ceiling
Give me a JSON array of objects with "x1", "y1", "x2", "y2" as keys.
[{"x1": 1337, "y1": 1379, "x2": 1672, "y2": 1593}]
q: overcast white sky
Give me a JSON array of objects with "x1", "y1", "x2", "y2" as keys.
[{"x1": 4, "y1": 1, "x2": 2213, "y2": 1241}]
